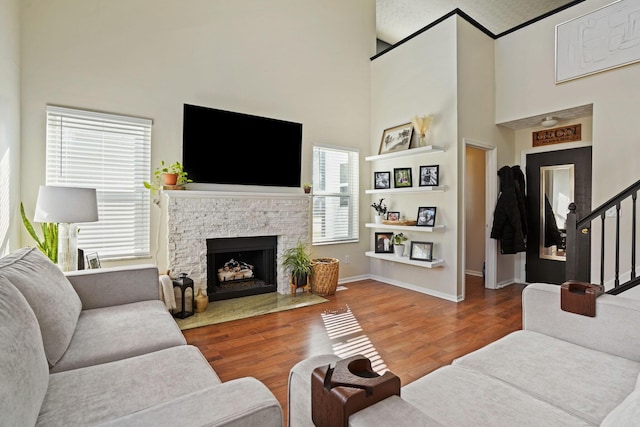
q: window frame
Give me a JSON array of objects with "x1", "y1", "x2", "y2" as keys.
[
  {"x1": 312, "y1": 144, "x2": 359, "y2": 245},
  {"x1": 44, "y1": 105, "x2": 152, "y2": 261}
]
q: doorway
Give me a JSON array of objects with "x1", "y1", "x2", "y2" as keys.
[
  {"x1": 525, "y1": 146, "x2": 592, "y2": 284},
  {"x1": 463, "y1": 139, "x2": 497, "y2": 292}
]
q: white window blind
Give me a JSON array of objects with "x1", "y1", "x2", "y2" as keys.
[
  {"x1": 312, "y1": 145, "x2": 359, "y2": 244},
  {"x1": 45, "y1": 105, "x2": 152, "y2": 260}
]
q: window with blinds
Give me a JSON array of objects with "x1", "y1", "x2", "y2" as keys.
[
  {"x1": 45, "y1": 105, "x2": 152, "y2": 260},
  {"x1": 312, "y1": 145, "x2": 359, "y2": 244}
]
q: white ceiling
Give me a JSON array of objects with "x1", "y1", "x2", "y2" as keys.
[{"x1": 376, "y1": 0, "x2": 577, "y2": 44}]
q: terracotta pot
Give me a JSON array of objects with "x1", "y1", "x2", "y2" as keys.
[{"x1": 163, "y1": 173, "x2": 178, "y2": 185}]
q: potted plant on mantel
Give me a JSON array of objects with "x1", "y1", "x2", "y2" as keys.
[
  {"x1": 371, "y1": 198, "x2": 387, "y2": 224},
  {"x1": 281, "y1": 240, "x2": 313, "y2": 289},
  {"x1": 391, "y1": 232, "x2": 408, "y2": 257},
  {"x1": 144, "y1": 160, "x2": 192, "y2": 204}
]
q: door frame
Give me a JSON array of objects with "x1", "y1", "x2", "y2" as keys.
[
  {"x1": 519, "y1": 140, "x2": 592, "y2": 283},
  {"x1": 463, "y1": 138, "x2": 497, "y2": 291}
]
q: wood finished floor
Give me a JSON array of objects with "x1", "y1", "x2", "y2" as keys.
[{"x1": 182, "y1": 276, "x2": 526, "y2": 425}]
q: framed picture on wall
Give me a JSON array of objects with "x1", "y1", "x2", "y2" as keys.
[
  {"x1": 387, "y1": 211, "x2": 400, "y2": 221},
  {"x1": 393, "y1": 167, "x2": 412, "y2": 188},
  {"x1": 374, "y1": 171, "x2": 391, "y2": 189},
  {"x1": 416, "y1": 206, "x2": 436, "y2": 227},
  {"x1": 374, "y1": 232, "x2": 394, "y2": 254},
  {"x1": 419, "y1": 165, "x2": 439, "y2": 186},
  {"x1": 410, "y1": 241, "x2": 434, "y2": 261},
  {"x1": 378, "y1": 123, "x2": 413, "y2": 155}
]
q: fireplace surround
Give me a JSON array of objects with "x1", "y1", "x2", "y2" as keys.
[{"x1": 164, "y1": 190, "x2": 310, "y2": 298}]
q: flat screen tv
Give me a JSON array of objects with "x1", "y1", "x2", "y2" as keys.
[{"x1": 182, "y1": 104, "x2": 303, "y2": 188}]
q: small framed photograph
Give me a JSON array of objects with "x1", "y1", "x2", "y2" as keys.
[
  {"x1": 387, "y1": 211, "x2": 400, "y2": 221},
  {"x1": 410, "y1": 241, "x2": 434, "y2": 261},
  {"x1": 378, "y1": 123, "x2": 413, "y2": 155},
  {"x1": 86, "y1": 252, "x2": 101, "y2": 269},
  {"x1": 374, "y1": 232, "x2": 394, "y2": 253},
  {"x1": 416, "y1": 206, "x2": 437, "y2": 227},
  {"x1": 419, "y1": 165, "x2": 439, "y2": 187},
  {"x1": 393, "y1": 167, "x2": 412, "y2": 188},
  {"x1": 374, "y1": 171, "x2": 391, "y2": 189}
]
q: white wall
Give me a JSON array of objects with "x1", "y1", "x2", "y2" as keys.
[
  {"x1": 456, "y1": 17, "x2": 516, "y2": 288},
  {"x1": 370, "y1": 17, "x2": 460, "y2": 300},
  {"x1": 496, "y1": 0, "x2": 640, "y2": 284},
  {"x1": 19, "y1": 0, "x2": 376, "y2": 276},
  {"x1": 0, "y1": 0, "x2": 20, "y2": 256}
]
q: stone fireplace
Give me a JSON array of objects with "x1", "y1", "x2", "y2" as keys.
[{"x1": 164, "y1": 190, "x2": 310, "y2": 298}]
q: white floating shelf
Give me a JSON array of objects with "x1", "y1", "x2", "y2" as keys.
[
  {"x1": 365, "y1": 251, "x2": 444, "y2": 268},
  {"x1": 365, "y1": 186, "x2": 445, "y2": 194},
  {"x1": 365, "y1": 223, "x2": 446, "y2": 232},
  {"x1": 365, "y1": 145, "x2": 444, "y2": 162}
]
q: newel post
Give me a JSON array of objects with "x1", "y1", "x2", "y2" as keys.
[{"x1": 565, "y1": 202, "x2": 578, "y2": 281}]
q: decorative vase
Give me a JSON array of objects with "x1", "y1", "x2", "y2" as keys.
[
  {"x1": 194, "y1": 288, "x2": 208, "y2": 313},
  {"x1": 374, "y1": 215, "x2": 383, "y2": 224},
  {"x1": 393, "y1": 244, "x2": 405, "y2": 257},
  {"x1": 304, "y1": 187, "x2": 311, "y2": 194},
  {"x1": 418, "y1": 133, "x2": 426, "y2": 147}
]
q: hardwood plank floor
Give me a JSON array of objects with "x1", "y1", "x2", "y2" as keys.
[{"x1": 182, "y1": 276, "x2": 526, "y2": 425}]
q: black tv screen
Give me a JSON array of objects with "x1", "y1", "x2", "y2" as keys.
[{"x1": 182, "y1": 104, "x2": 303, "y2": 188}]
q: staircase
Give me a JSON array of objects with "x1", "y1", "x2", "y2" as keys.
[{"x1": 566, "y1": 179, "x2": 640, "y2": 295}]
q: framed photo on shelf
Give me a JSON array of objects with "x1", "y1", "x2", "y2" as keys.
[
  {"x1": 387, "y1": 211, "x2": 400, "y2": 221},
  {"x1": 86, "y1": 252, "x2": 101, "y2": 269},
  {"x1": 374, "y1": 171, "x2": 391, "y2": 189},
  {"x1": 410, "y1": 241, "x2": 434, "y2": 261},
  {"x1": 393, "y1": 167, "x2": 412, "y2": 188},
  {"x1": 416, "y1": 206, "x2": 437, "y2": 227},
  {"x1": 419, "y1": 165, "x2": 439, "y2": 187},
  {"x1": 378, "y1": 123, "x2": 413, "y2": 155},
  {"x1": 374, "y1": 232, "x2": 394, "y2": 254}
]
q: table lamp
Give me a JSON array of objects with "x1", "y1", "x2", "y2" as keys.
[{"x1": 34, "y1": 185, "x2": 98, "y2": 271}]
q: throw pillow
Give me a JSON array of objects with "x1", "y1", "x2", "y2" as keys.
[{"x1": 0, "y1": 247, "x2": 82, "y2": 367}]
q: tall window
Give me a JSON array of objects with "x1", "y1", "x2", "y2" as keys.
[
  {"x1": 45, "y1": 105, "x2": 152, "y2": 260},
  {"x1": 312, "y1": 145, "x2": 359, "y2": 244}
]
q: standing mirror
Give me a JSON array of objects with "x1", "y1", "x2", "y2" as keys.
[{"x1": 540, "y1": 164, "x2": 574, "y2": 261}]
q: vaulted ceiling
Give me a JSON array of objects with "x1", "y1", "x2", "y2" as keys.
[{"x1": 376, "y1": 0, "x2": 579, "y2": 44}]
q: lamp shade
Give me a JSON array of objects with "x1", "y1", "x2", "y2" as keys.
[{"x1": 34, "y1": 186, "x2": 98, "y2": 223}]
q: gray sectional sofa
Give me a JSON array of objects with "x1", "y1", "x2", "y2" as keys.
[
  {"x1": 289, "y1": 283, "x2": 640, "y2": 426},
  {"x1": 0, "y1": 247, "x2": 283, "y2": 427}
]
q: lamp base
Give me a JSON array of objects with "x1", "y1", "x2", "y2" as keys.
[{"x1": 58, "y1": 223, "x2": 78, "y2": 272}]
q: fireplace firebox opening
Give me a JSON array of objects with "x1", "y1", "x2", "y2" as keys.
[{"x1": 206, "y1": 236, "x2": 277, "y2": 301}]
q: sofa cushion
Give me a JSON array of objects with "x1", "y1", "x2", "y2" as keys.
[
  {"x1": 0, "y1": 247, "x2": 82, "y2": 367},
  {"x1": 37, "y1": 345, "x2": 222, "y2": 426},
  {"x1": 453, "y1": 330, "x2": 640, "y2": 425},
  {"x1": 0, "y1": 276, "x2": 50, "y2": 426},
  {"x1": 51, "y1": 300, "x2": 187, "y2": 373},
  {"x1": 401, "y1": 365, "x2": 592, "y2": 426}
]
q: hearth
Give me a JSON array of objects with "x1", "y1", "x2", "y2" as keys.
[{"x1": 206, "y1": 236, "x2": 277, "y2": 301}]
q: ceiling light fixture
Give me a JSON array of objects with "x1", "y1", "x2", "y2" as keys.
[{"x1": 541, "y1": 116, "x2": 558, "y2": 127}]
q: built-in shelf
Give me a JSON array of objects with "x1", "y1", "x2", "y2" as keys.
[
  {"x1": 365, "y1": 251, "x2": 444, "y2": 268},
  {"x1": 365, "y1": 186, "x2": 445, "y2": 194},
  {"x1": 365, "y1": 223, "x2": 446, "y2": 232},
  {"x1": 365, "y1": 145, "x2": 444, "y2": 162}
]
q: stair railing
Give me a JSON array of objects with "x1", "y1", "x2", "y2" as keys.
[{"x1": 566, "y1": 179, "x2": 640, "y2": 295}]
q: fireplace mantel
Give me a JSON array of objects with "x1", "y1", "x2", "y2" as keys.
[
  {"x1": 164, "y1": 189, "x2": 310, "y2": 200},
  {"x1": 163, "y1": 190, "x2": 311, "y2": 296}
]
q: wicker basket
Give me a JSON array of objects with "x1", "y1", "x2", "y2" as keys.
[{"x1": 311, "y1": 258, "x2": 340, "y2": 296}]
